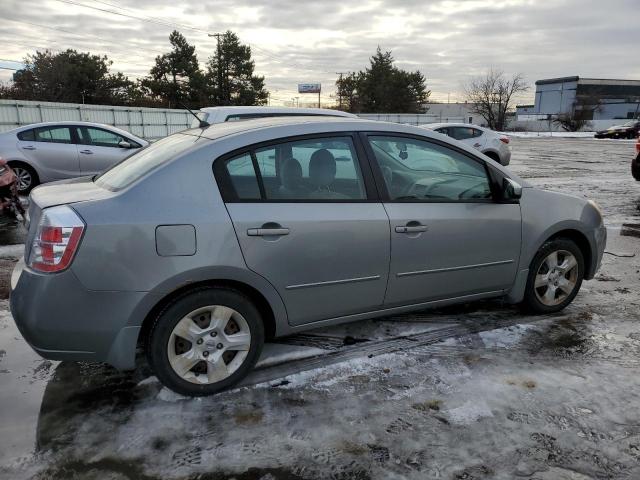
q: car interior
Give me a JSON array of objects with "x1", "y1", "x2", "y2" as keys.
[{"x1": 224, "y1": 136, "x2": 492, "y2": 202}]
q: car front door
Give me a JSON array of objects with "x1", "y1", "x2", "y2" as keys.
[
  {"x1": 75, "y1": 126, "x2": 141, "y2": 175},
  {"x1": 216, "y1": 135, "x2": 390, "y2": 326},
  {"x1": 364, "y1": 134, "x2": 521, "y2": 306},
  {"x1": 16, "y1": 126, "x2": 79, "y2": 180}
]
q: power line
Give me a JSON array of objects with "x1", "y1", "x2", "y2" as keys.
[{"x1": 50, "y1": 0, "x2": 336, "y2": 74}]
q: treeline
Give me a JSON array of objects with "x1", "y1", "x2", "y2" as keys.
[
  {"x1": 1, "y1": 31, "x2": 431, "y2": 113},
  {"x1": 0, "y1": 30, "x2": 268, "y2": 109}
]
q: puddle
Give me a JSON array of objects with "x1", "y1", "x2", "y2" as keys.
[
  {"x1": 0, "y1": 218, "x2": 27, "y2": 245},
  {"x1": 621, "y1": 223, "x2": 640, "y2": 238},
  {"x1": 524, "y1": 317, "x2": 594, "y2": 358}
]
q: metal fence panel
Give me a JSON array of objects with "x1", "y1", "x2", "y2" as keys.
[{"x1": 0, "y1": 99, "x2": 192, "y2": 139}]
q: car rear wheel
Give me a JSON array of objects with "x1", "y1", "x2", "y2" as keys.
[
  {"x1": 146, "y1": 287, "x2": 264, "y2": 396},
  {"x1": 522, "y1": 238, "x2": 584, "y2": 313},
  {"x1": 9, "y1": 162, "x2": 39, "y2": 194}
]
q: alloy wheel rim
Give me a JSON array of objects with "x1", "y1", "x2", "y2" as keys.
[
  {"x1": 167, "y1": 305, "x2": 251, "y2": 385},
  {"x1": 534, "y1": 249, "x2": 579, "y2": 306},
  {"x1": 13, "y1": 168, "x2": 31, "y2": 191}
]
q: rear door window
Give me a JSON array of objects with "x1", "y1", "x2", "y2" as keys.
[
  {"x1": 218, "y1": 136, "x2": 367, "y2": 201},
  {"x1": 30, "y1": 127, "x2": 73, "y2": 144}
]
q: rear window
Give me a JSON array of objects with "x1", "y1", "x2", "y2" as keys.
[{"x1": 95, "y1": 134, "x2": 201, "y2": 190}]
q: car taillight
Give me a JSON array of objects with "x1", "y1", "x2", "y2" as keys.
[
  {"x1": 636, "y1": 138, "x2": 640, "y2": 155},
  {"x1": 27, "y1": 206, "x2": 85, "y2": 273},
  {"x1": 500, "y1": 137, "x2": 510, "y2": 144}
]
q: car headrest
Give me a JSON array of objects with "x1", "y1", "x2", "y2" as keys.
[{"x1": 309, "y1": 149, "x2": 336, "y2": 188}]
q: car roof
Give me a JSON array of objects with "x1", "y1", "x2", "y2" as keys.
[{"x1": 198, "y1": 106, "x2": 357, "y2": 118}]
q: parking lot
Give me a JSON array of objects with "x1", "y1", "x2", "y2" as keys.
[{"x1": 0, "y1": 136, "x2": 639, "y2": 480}]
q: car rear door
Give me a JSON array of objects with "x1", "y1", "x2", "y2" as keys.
[
  {"x1": 75, "y1": 126, "x2": 141, "y2": 175},
  {"x1": 450, "y1": 127, "x2": 486, "y2": 151},
  {"x1": 363, "y1": 133, "x2": 521, "y2": 306},
  {"x1": 215, "y1": 134, "x2": 390, "y2": 326},
  {"x1": 16, "y1": 126, "x2": 79, "y2": 180}
]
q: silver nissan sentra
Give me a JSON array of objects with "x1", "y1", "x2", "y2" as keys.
[{"x1": 10, "y1": 117, "x2": 606, "y2": 396}]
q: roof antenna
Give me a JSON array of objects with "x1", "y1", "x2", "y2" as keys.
[{"x1": 178, "y1": 101, "x2": 210, "y2": 128}]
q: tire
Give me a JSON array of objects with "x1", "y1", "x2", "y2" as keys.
[
  {"x1": 521, "y1": 238, "x2": 585, "y2": 314},
  {"x1": 146, "y1": 287, "x2": 265, "y2": 396},
  {"x1": 483, "y1": 151, "x2": 501, "y2": 164},
  {"x1": 9, "y1": 162, "x2": 39, "y2": 194}
]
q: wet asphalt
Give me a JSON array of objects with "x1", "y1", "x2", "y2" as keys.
[{"x1": 0, "y1": 136, "x2": 639, "y2": 480}]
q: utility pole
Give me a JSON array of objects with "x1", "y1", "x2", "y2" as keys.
[
  {"x1": 336, "y1": 72, "x2": 348, "y2": 110},
  {"x1": 208, "y1": 33, "x2": 223, "y2": 105}
]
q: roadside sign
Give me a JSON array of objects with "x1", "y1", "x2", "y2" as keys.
[{"x1": 298, "y1": 83, "x2": 321, "y2": 94}]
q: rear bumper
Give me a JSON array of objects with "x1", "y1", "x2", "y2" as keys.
[{"x1": 10, "y1": 259, "x2": 149, "y2": 369}]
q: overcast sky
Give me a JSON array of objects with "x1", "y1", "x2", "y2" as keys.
[{"x1": 0, "y1": 0, "x2": 637, "y2": 106}]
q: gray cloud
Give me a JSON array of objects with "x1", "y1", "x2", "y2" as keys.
[{"x1": 0, "y1": 0, "x2": 636, "y2": 104}]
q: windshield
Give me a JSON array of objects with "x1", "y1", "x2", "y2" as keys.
[{"x1": 95, "y1": 134, "x2": 202, "y2": 190}]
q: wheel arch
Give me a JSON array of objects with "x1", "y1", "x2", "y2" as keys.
[
  {"x1": 543, "y1": 228, "x2": 594, "y2": 278},
  {"x1": 136, "y1": 275, "x2": 283, "y2": 355}
]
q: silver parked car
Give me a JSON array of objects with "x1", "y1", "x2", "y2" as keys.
[
  {"x1": 0, "y1": 121, "x2": 148, "y2": 193},
  {"x1": 425, "y1": 123, "x2": 512, "y2": 165},
  {"x1": 10, "y1": 117, "x2": 606, "y2": 396}
]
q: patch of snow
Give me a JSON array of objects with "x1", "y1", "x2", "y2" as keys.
[
  {"x1": 0, "y1": 244, "x2": 23, "y2": 259},
  {"x1": 446, "y1": 400, "x2": 493, "y2": 425},
  {"x1": 479, "y1": 323, "x2": 538, "y2": 349},
  {"x1": 256, "y1": 343, "x2": 327, "y2": 368}
]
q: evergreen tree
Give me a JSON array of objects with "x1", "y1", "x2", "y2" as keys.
[
  {"x1": 206, "y1": 31, "x2": 268, "y2": 106},
  {"x1": 142, "y1": 30, "x2": 204, "y2": 108}
]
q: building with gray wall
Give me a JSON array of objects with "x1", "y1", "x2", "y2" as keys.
[{"x1": 517, "y1": 76, "x2": 640, "y2": 121}]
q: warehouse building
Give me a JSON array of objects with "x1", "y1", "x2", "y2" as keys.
[{"x1": 517, "y1": 76, "x2": 640, "y2": 121}]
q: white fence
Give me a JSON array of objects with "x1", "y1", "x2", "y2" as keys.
[{"x1": 0, "y1": 99, "x2": 193, "y2": 139}]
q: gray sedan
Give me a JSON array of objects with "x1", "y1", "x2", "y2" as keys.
[
  {"x1": 10, "y1": 117, "x2": 606, "y2": 396},
  {"x1": 0, "y1": 121, "x2": 148, "y2": 193}
]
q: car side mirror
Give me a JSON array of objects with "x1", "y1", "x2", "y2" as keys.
[
  {"x1": 118, "y1": 140, "x2": 132, "y2": 149},
  {"x1": 502, "y1": 178, "x2": 522, "y2": 200}
]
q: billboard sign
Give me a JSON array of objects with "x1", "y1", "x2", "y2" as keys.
[{"x1": 298, "y1": 83, "x2": 321, "y2": 94}]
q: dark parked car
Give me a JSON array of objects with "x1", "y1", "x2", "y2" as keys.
[
  {"x1": 633, "y1": 137, "x2": 640, "y2": 180},
  {"x1": 594, "y1": 120, "x2": 640, "y2": 139}
]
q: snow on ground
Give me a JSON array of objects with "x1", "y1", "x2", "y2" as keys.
[{"x1": 0, "y1": 136, "x2": 639, "y2": 479}]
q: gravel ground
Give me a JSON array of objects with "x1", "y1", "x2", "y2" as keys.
[{"x1": 0, "y1": 137, "x2": 639, "y2": 480}]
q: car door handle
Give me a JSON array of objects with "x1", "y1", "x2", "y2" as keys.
[
  {"x1": 79, "y1": 149, "x2": 93, "y2": 154},
  {"x1": 395, "y1": 225, "x2": 428, "y2": 233},
  {"x1": 247, "y1": 227, "x2": 290, "y2": 236},
  {"x1": 22, "y1": 145, "x2": 36, "y2": 150}
]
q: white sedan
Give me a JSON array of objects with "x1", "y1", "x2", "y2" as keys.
[
  {"x1": 0, "y1": 121, "x2": 148, "y2": 193},
  {"x1": 425, "y1": 123, "x2": 511, "y2": 166}
]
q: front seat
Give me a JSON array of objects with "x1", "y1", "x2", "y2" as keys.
[
  {"x1": 278, "y1": 157, "x2": 307, "y2": 198},
  {"x1": 308, "y1": 149, "x2": 349, "y2": 199}
]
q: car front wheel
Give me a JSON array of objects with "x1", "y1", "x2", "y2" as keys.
[
  {"x1": 146, "y1": 287, "x2": 265, "y2": 396},
  {"x1": 522, "y1": 238, "x2": 585, "y2": 313}
]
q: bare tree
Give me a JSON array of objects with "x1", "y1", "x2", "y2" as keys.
[
  {"x1": 464, "y1": 69, "x2": 528, "y2": 131},
  {"x1": 553, "y1": 94, "x2": 602, "y2": 132}
]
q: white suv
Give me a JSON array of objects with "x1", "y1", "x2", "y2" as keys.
[
  {"x1": 192, "y1": 106, "x2": 357, "y2": 128},
  {"x1": 425, "y1": 123, "x2": 511, "y2": 166}
]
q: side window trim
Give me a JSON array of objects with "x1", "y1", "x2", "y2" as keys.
[
  {"x1": 213, "y1": 132, "x2": 380, "y2": 203},
  {"x1": 358, "y1": 131, "x2": 497, "y2": 204}
]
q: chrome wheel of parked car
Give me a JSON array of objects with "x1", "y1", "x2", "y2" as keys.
[
  {"x1": 534, "y1": 250, "x2": 579, "y2": 306},
  {"x1": 167, "y1": 305, "x2": 251, "y2": 384},
  {"x1": 523, "y1": 238, "x2": 585, "y2": 313},
  {"x1": 147, "y1": 287, "x2": 264, "y2": 396},
  {"x1": 11, "y1": 165, "x2": 35, "y2": 193}
]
